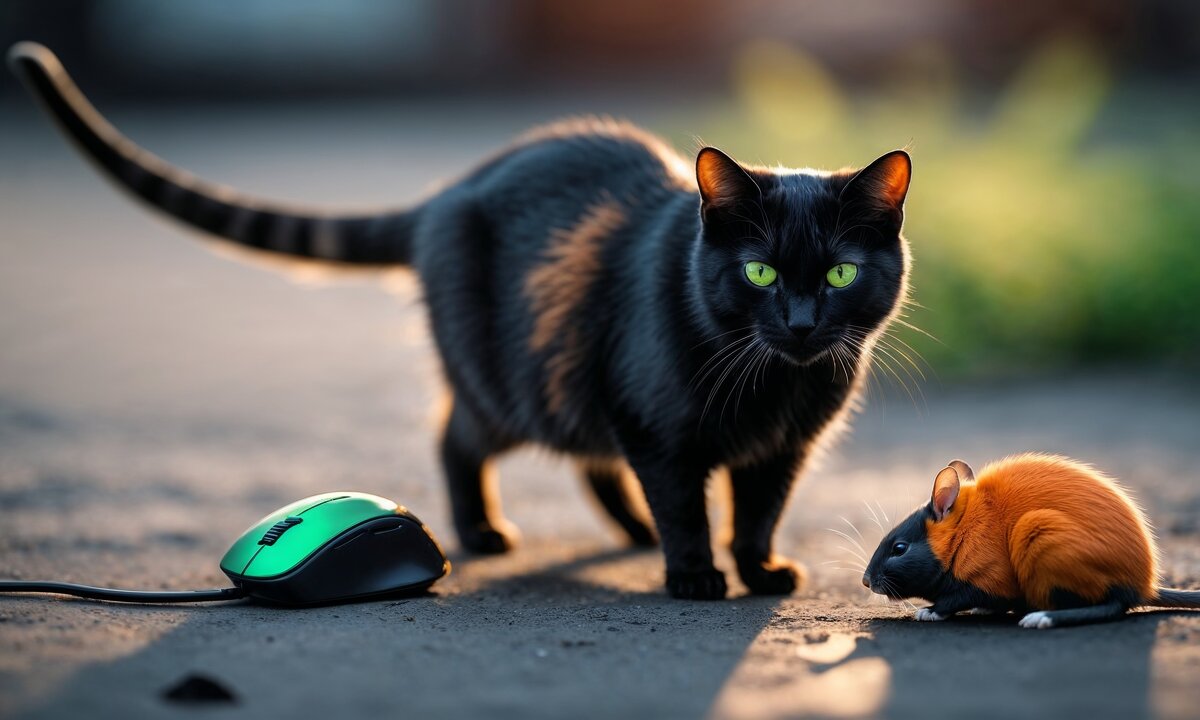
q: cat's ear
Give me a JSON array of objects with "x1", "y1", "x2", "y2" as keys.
[
  {"x1": 839, "y1": 150, "x2": 911, "y2": 231},
  {"x1": 931, "y1": 465, "x2": 961, "y2": 521},
  {"x1": 696, "y1": 147, "x2": 759, "y2": 222}
]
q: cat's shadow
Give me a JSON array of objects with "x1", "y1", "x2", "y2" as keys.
[{"x1": 448, "y1": 542, "x2": 787, "y2": 715}]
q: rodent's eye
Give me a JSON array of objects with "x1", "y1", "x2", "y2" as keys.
[
  {"x1": 745, "y1": 261, "x2": 777, "y2": 287},
  {"x1": 891, "y1": 541, "x2": 909, "y2": 557},
  {"x1": 826, "y1": 263, "x2": 858, "y2": 288}
]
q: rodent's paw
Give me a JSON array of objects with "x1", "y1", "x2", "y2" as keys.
[
  {"x1": 666, "y1": 569, "x2": 728, "y2": 601},
  {"x1": 914, "y1": 608, "x2": 948, "y2": 622},
  {"x1": 1018, "y1": 611, "x2": 1055, "y2": 629}
]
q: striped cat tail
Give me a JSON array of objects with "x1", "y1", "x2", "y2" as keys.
[{"x1": 8, "y1": 42, "x2": 414, "y2": 266}]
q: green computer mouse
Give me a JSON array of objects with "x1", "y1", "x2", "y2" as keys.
[{"x1": 220, "y1": 492, "x2": 450, "y2": 605}]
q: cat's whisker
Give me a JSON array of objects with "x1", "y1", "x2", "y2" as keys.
[
  {"x1": 687, "y1": 324, "x2": 755, "y2": 352},
  {"x1": 890, "y1": 315, "x2": 941, "y2": 344},
  {"x1": 701, "y1": 337, "x2": 759, "y2": 426},
  {"x1": 879, "y1": 335, "x2": 936, "y2": 390},
  {"x1": 751, "y1": 341, "x2": 774, "y2": 393},
  {"x1": 721, "y1": 339, "x2": 769, "y2": 425},
  {"x1": 689, "y1": 332, "x2": 755, "y2": 384},
  {"x1": 866, "y1": 346, "x2": 923, "y2": 410},
  {"x1": 876, "y1": 338, "x2": 931, "y2": 394},
  {"x1": 872, "y1": 343, "x2": 925, "y2": 401},
  {"x1": 876, "y1": 336, "x2": 927, "y2": 383},
  {"x1": 724, "y1": 340, "x2": 768, "y2": 425},
  {"x1": 688, "y1": 333, "x2": 756, "y2": 391},
  {"x1": 880, "y1": 327, "x2": 931, "y2": 364},
  {"x1": 835, "y1": 341, "x2": 858, "y2": 384}
]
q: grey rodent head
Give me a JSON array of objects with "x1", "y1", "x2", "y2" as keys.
[{"x1": 863, "y1": 460, "x2": 970, "y2": 602}]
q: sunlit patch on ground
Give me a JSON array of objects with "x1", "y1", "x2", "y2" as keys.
[{"x1": 713, "y1": 631, "x2": 890, "y2": 719}]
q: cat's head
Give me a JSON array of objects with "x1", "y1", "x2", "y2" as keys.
[{"x1": 691, "y1": 147, "x2": 911, "y2": 367}]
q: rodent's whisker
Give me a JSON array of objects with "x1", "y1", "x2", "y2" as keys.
[
  {"x1": 874, "y1": 499, "x2": 891, "y2": 526},
  {"x1": 838, "y1": 515, "x2": 866, "y2": 544},
  {"x1": 863, "y1": 500, "x2": 885, "y2": 532},
  {"x1": 826, "y1": 527, "x2": 869, "y2": 558}
]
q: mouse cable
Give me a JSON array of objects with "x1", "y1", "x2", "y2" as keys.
[{"x1": 0, "y1": 580, "x2": 246, "y2": 603}]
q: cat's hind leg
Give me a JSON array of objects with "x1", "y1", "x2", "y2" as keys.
[
  {"x1": 441, "y1": 400, "x2": 519, "y2": 554},
  {"x1": 579, "y1": 460, "x2": 657, "y2": 547}
]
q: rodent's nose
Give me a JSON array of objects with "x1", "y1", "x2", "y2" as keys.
[{"x1": 861, "y1": 573, "x2": 870, "y2": 588}]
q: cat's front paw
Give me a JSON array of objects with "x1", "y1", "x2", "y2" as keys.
[
  {"x1": 914, "y1": 607, "x2": 948, "y2": 622},
  {"x1": 457, "y1": 520, "x2": 520, "y2": 555},
  {"x1": 666, "y1": 569, "x2": 728, "y2": 600},
  {"x1": 737, "y1": 557, "x2": 807, "y2": 595}
]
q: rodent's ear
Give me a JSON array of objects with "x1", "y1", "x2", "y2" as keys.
[
  {"x1": 931, "y1": 466, "x2": 961, "y2": 521},
  {"x1": 947, "y1": 459, "x2": 974, "y2": 483}
]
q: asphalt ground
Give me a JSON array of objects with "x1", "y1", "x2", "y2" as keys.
[{"x1": 2, "y1": 103, "x2": 1198, "y2": 719}]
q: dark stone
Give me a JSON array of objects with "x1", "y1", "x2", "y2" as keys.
[{"x1": 161, "y1": 674, "x2": 237, "y2": 704}]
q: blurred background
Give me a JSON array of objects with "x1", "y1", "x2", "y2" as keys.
[
  {"x1": 3, "y1": 3, "x2": 1200, "y2": 718},
  {"x1": 3, "y1": 0, "x2": 1199, "y2": 377}
]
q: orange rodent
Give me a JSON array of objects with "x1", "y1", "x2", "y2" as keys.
[{"x1": 864, "y1": 453, "x2": 1199, "y2": 629}]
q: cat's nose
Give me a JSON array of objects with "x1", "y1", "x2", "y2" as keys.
[
  {"x1": 862, "y1": 573, "x2": 870, "y2": 588},
  {"x1": 788, "y1": 320, "x2": 816, "y2": 342},
  {"x1": 786, "y1": 298, "x2": 817, "y2": 341}
]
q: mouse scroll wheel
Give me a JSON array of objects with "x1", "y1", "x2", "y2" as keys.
[{"x1": 258, "y1": 516, "x2": 303, "y2": 546}]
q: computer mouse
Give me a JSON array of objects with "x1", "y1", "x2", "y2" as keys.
[{"x1": 220, "y1": 492, "x2": 449, "y2": 606}]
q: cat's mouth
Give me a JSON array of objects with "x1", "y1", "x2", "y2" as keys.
[
  {"x1": 757, "y1": 327, "x2": 846, "y2": 368},
  {"x1": 761, "y1": 338, "x2": 835, "y2": 368}
]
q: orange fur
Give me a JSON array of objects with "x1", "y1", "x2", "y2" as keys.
[
  {"x1": 925, "y1": 453, "x2": 1157, "y2": 609},
  {"x1": 524, "y1": 196, "x2": 626, "y2": 413}
]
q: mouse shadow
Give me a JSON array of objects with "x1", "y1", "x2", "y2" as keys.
[{"x1": 8, "y1": 543, "x2": 786, "y2": 720}]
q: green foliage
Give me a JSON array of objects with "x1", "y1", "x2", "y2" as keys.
[{"x1": 664, "y1": 38, "x2": 1200, "y2": 377}]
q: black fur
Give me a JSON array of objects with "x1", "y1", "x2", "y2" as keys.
[
  {"x1": 865, "y1": 505, "x2": 947, "y2": 602},
  {"x1": 1153, "y1": 588, "x2": 1200, "y2": 608},
  {"x1": 11, "y1": 43, "x2": 913, "y2": 600},
  {"x1": 864, "y1": 504, "x2": 1016, "y2": 615}
]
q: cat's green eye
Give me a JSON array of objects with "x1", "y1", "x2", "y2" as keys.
[
  {"x1": 826, "y1": 263, "x2": 858, "y2": 288},
  {"x1": 745, "y1": 261, "x2": 777, "y2": 287}
]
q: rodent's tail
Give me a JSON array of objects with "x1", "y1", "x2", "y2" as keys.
[
  {"x1": 1152, "y1": 588, "x2": 1200, "y2": 609},
  {"x1": 7, "y1": 42, "x2": 414, "y2": 265}
]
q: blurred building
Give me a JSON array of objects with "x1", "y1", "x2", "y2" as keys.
[{"x1": 2, "y1": 0, "x2": 1196, "y2": 101}]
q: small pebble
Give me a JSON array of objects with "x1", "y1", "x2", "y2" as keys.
[{"x1": 161, "y1": 674, "x2": 237, "y2": 704}]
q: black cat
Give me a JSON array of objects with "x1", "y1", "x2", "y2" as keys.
[{"x1": 10, "y1": 43, "x2": 912, "y2": 600}]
